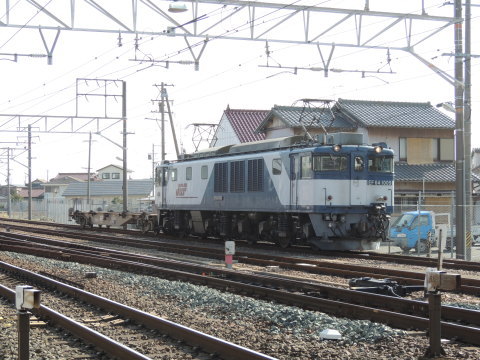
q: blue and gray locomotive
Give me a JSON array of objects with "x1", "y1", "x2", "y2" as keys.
[{"x1": 155, "y1": 132, "x2": 393, "y2": 250}]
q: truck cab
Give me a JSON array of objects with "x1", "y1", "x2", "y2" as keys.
[{"x1": 389, "y1": 211, "x2": 437, "y2": 252}]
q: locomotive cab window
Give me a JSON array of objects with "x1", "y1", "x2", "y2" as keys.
[
  {"x1": 313, "y1": 155, "x2": 347, "y2": 171},
  {"x1": 171, "y1": 168, "x2": 177, "y2": 181},
  {"x1": 201, "y1": 165, "x2": 208, "y2": 179},
  {"x1": 155, "y1": 168, "x2": 163, "y2": 185},
  {"x1": 186, "y1": 167, "x2": 192, "y2": 180},
  {"x1": 301, "y1": 155, "x2": 312, "y2": 179},
  {"x1": 354, "y1": 156, "x2": 365, "y2": 172},
  {"x1": 368, "y1": 156, "x2": 394, "y2": 173},
  {"x1": 272, "y1": 158, "x2": 282, "y2": 175}
]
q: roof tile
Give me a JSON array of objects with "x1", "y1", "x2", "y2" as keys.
[{"x1": 225, "y1": 109, "x2": 269, "y2": 143}]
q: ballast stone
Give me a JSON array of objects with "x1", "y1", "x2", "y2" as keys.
[{"x1": 320, "y1": 329, "x2": 342, "y2": 340}]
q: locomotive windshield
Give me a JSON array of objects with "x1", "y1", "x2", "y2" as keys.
[
  {"x1": 313, "y1": 155, "x2": 348, "y2": 171},
  {"x1": 367, "y1": 155, "x2": 393, "y2": 173}
]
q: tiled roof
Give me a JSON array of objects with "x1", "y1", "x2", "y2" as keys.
[
  {"x1": 395, "y1": 163, "x2": 475, "y2": 183},
  {"x1": 18, "y1": 189, "x2": 45, "y2": 198},
  {"x1": 63, "y1": 180, "x2": 153, "y2": 197},
  {"x1": 257, "y1": 105, "x2": 356, "y2": 133},
  {"x1": 224, "y1": 108, "x2": 269, "y2": 143},
  {"x1": 337, "y1": 99, "x2": 455, "y2": 129},
  {"x1": 49, "y1": 173, "x2": 92, "y2": 182}
]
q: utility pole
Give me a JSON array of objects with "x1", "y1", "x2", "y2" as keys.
[
  {"x1": 28, "y1": 125, "x2": 32, "y2": 220},
  {"x1": 454, "y1": 0, "x2": 465, "y2": 259},
  {"x1": 86, "y1": 132, "x2": 93, "y2": 210},
  {"x1": 165, "y1": 90, "x2": 180, "y2": 158},
  {"x1": 464, "y1": 0, "x2": 472, "y2": 261},
  {"x1": 122, "y1": 81, "x2": 128, "y2": 213},
  {"x1": 7, "y1": 148, "x2": 11, "y2": 217},
  {"x1": 152, "y1": 83, "x2": 178, "y2": 161},
  {"x1": 160, "y1": 83, "x2": 165, "y2": 162}
]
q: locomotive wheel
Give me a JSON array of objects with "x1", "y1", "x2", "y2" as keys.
[
  {"x1": 278, "y1": 236, "x2": 291, "y2": 248},
  {"x1": 246, "y1": 234, "x2": 258, "y2": 245}
]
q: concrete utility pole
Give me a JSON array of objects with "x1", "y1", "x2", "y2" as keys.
[
  {"x1": 28, "y1": 125, "x2": 32, "y2": 220},
  {"x1": 7, "y1": 148, "x2": 11, "y2": 217},
  {"x1": 87, "y1": 132, "x2": 92, "y2": 210},
  {"x1": 122, "y1": 81, "x2": 128, "y2": 213},
  {"x1": 160, "y1": 83, "x2": 165, "y2": 162},
  {"x1": 454, "y1": 0, "x2": 466, "y2": 260},
  {"x1": 464, "y1": 0, "x2": 472, "y2": 261}
]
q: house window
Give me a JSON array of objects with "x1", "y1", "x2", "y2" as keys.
[
  {"x1": 201, "y1": 165, "x2": 208, "y2": 179},
  {"x1": 272, "y1": 158, "x2": 282, "y2": 175},
  {"x1": 439, "y1": 138, "x2": 454, "y2": 161},
  {"x1": 186, "y1": 167, "x2": 192, "y2": 180},
  {"x1": 112, "y1": 172, "x2": 120, "y2": 179},
  {"x1": 301, "y1": 155, "x2": 312, "y2": 179},
  {"x1": 399, "y1": 138, "x2": 407, "y2": 162},
  {"x1": 102, "y1": 173, "x2": 110, "y2": 180}
]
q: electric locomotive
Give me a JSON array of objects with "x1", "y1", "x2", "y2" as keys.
[{"x1": 155, "y1": 132, "x2": 393, "y2": 250}]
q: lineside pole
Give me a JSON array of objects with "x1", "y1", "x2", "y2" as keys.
[
  {"x1": 454, "y1": 0, "x2": 465, "y2": 259},
  {"x1": 122, "y1": 81, "x2": 128, "y2": 214},
  {"x1": 28, "y1": 125, "x2": 32, "y2": 221},
  {"x1": 464, "y1": 0, "x2": 472, "y2": 261}
]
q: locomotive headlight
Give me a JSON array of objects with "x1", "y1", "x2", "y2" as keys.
[
  {"x1": 374, "y1": 145, "x2": 383, "y2": 153},
  {"x1": 327, "y1": 195, "x2": 333, "y2": 201},
  {"x1": 340, "y1": 215, "x2": 346, "y2": 222},
  {"x1": 332, "y1": 144, "x2": 342, "y2": 152}
]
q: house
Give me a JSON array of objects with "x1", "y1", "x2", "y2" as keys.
[
  {"x1": 96, "y1": 164, "x2": 129, "y2": 181},
  {"x1": 249, "y1": 99, "x2": 478, "y2": 215},
  {"x1": 62, "y1": 179, "x2": 153, "y2": 211},
  {"x1": 18, "y1": 188, "x2": 45, "y2": 200},
  {"x1": 43, "y1": 173, "x2": 96, "y2": 199},
  {"x1": 256, "y1": 102, "x2": 356, "y2": 139},
  {"x1": 210, "y1": 107, "x2": 269, "y2": 147}
]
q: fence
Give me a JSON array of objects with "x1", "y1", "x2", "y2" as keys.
[{"x1": 4, "y1": 198, "x2": 153, "y2": 224}]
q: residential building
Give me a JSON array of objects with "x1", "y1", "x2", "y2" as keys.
[
  {"x1": 97, "y1": 164, "x2": 130, "y2": 181},
  {"x1": 221, "y1": 98, "x2": 478, "y2": 216},
  {"x1": 210, "y1": 107, "x2": 269, "y2": 147},
  {"x1": 62, "y1": 179, "x2": 153, "y2": 212},
  {"x1": 43, "y1": 173, "x2": 96, "y2": 199}
]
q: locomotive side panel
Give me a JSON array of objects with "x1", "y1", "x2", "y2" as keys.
[{"x1": 155, "y1": 135, "x2": 393, "y2": 250}]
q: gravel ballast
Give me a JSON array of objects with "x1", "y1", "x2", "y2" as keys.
[{"x1": 1, "y1": 251, "x2": 479, "y2": 359}]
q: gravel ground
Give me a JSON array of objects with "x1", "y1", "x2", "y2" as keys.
[{"x1": 1, "y1": 251, "x2": 480, "y2": 359}]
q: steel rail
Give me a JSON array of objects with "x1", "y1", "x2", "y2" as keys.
[
  {"x1": 0, "y1": 261, "x2": 275, "y2": 360},
  {"x1": 3, "y1": 218, "x2": 480, "y2": 271},
  {"x1": 0, "y1": 284, "x2": 151, "y2": 360},
  {"x1": 1, "y1": 239, "x2": 480, "y2": 346},
  {"x1": 2, "y1": 228, "x2": 480, "y2": 295}
]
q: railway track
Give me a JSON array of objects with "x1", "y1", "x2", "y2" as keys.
[
  {"x1": 2, "y1": 218, "x2": 480, "y2": 273},
  {"x1": 2, "y1": 221, "x2": 480, "y2": 296},
  {"x1": 1, "y1": 231, "x2": 480, "y2": 346},
  {"x1": 0, "y1": 261, "x2": 274, "y2": 360}
]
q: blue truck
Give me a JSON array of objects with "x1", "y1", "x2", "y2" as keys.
[
  {"x1": 389, "y1": 210, "x2": 480, "y2": 252},
  {"x1": 389, "y1": 211, "x2": 445, "y2": 252}
]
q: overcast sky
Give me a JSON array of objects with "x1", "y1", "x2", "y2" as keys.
[{"x1": 0, "y1": 0, "x2": 479, "y2": 185}]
